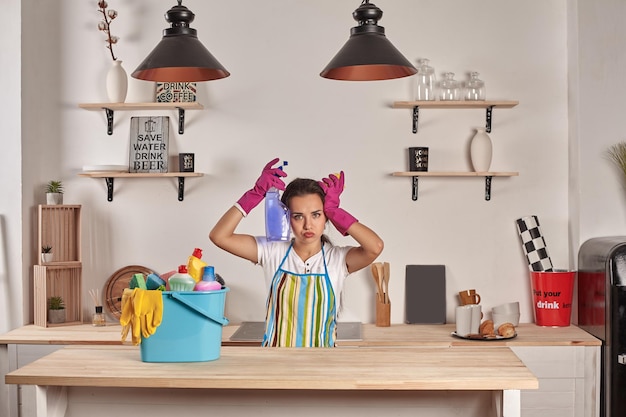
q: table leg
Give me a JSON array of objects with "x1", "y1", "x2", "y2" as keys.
[
  {"x1": 34, "y1": 386, "x2": 67, "y2": 417},
  {"x1": 1, "y1": 343, "x2": 19, "y2": 417},
  {"x1": 494, "y1": 389, "x2": 521, "y2": 417}
]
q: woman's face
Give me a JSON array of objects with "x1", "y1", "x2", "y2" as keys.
[{"x1": 288, "y1": 193, "x2": 326, "y2": 243}]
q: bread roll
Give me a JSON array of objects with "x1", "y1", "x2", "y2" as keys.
[
  {"x1": 479, "y1": 319, "x2": 495, "y2": 336},
  {"x1": 497, "y1": 323, "x2": 516, "y2": 338}
]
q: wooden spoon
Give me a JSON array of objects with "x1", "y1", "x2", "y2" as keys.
[
  {"x1": 375, "y1": 262, "x2": 385, "y2": 304},
  {"x1": 371, "y1": 263, "x2": 384, "y2": 303},
  {"x1": 383, "y1": 262, "x2": 390, "y2": 304}
]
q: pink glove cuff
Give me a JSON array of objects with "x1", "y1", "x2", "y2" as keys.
[
  {"x1": 326, "y1": 208, "x2": 358, "y2": 236},
  {"x1": 235, "y1": 193, "x2": 262, "y2": 217}
]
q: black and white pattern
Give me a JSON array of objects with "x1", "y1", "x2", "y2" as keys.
[{"x1": 516, "y1": 215, "x2": 554, "y2": 272}]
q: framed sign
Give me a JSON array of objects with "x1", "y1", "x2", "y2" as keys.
[
  {"x1": 156, "y1": 82, "x2": 197, "y2": 103},
  {"x1": 129, "y1": 116, "x2": 169, "y2": 173},
  {"x1": 179, "y1": 153, "x2": 195, "y2": 172}
]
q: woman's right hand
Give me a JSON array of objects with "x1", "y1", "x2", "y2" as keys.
[{"x1": 235, "y1": 158, "x2": 287, "y2": 216}]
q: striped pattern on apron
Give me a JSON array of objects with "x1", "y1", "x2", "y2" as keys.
[{"x1": 262, "y1": 243, "x2": 337, "y2": 347}]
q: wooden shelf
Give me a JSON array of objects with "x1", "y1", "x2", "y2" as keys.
[
  {"x1": 391, "y1": 171, "x2": 519, "y2": 201},
  {"x1": 78, "y1": 172, "x2": 204, "y2": 202},
  {"x1": 392, "y1": 100, "x2": 519, "y2": 109},
  {"x1": 78, "y1": 102, "x2": 204, "y2": 135},
  {"x1": 391, "y1": 100, "x2": 519, "y2": 133}
]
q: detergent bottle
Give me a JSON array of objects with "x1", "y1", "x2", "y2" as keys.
[
  {"x1": 187, "y1": 247, "x2": 207, "y2": 283},
  {"x1": 194, "y1": 266, "x2": 222, "y2": 291},
  {"x1": 265, "y1": 161, "x2": 291, "y2": 241},
  {"x1": 168, "y1": 265, "x2": 196, "y2": 292}
]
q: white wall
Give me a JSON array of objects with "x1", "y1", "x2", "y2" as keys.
[
  {"x1": 5, "y1": 0, "x2": 592, "y2": 329},
  {"x1": 575, "y1": 0, "x2": 626, "y2": 242},
  {"x1": 0, "y1": 0, "x2": 23, "y2": 334}
]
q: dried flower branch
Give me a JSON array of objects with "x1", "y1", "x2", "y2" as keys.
[
  {"x1": 608, "y1": 142, "x2": 626, "y2": 182},
  {"x1": 97, "y1": 1, "x2": 119, "y2": 61}
]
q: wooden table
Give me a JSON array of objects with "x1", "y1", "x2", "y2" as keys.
[
  {"x1": 1, "y1": 323, "x2": 598, "y2": 417},
  {"x1": 6, "y1": 344, "x2": 537, "y2": 417}
]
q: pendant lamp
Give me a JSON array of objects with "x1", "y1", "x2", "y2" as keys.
[
  {"x1": 132, "y1": 0, "x2": 229, "y2": 82},
  {"x1": 320, "y1": 0, "x2": 416, "y2": 81}
]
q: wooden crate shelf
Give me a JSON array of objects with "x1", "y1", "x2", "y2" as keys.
[
  {"x1": 34, "y1": 204, "x2": 83, "y2": 327},
  {"x1": 37, "y1": 205, "x2": 82, "y2": 265},
  {"x1": 34, "y1": 265, "x2": 83, "y2": 327}
]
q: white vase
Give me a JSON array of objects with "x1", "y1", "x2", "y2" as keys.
[
  {"x1": 106, "y1": 60, "x2": 128, "y2": 103},
  {"x1": 470, "y1": 128, "x2": 493, "y2": 172}
]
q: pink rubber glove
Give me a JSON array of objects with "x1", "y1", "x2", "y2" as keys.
[
  {"x1": 235, "y1": 158, "x2": 287, "y2": 216},
  {"x1": 318, "y1": 171, "x2": 358, "y2": 236}
]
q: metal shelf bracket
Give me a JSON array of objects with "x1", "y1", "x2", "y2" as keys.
[
  {"x1": 178, "y1": 177, "x2": 186, "y2": 201},
  {"x1": 105, "y1": 177, "x2": 114, "y2": 201},
  {"x1": 412, "y1": 106, "x2": 420, "y2": 134},
  {"x1": 485, "y1": 106, "x2": 494, "y2": 133},
  {"x1": 485, "y1": 176, "x2": 493, "y2": 201},
  {"x1": 177, "y1": 108, "x2": 186, "y2": 134},
  {"x1": 105, "y1": 108, "x2": 114, "y2": 135},
  {"x1": 411, "y1": 176, "x2": 419, "y2": 201}
]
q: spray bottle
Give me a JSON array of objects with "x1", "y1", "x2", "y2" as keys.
[{"x1": 265, "y1": 161, "x2": 291, "y2": 241}]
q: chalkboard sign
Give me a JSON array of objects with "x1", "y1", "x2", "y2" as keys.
[{"x1": 129, "y1": 116, "x2": 169, "y2": 173}]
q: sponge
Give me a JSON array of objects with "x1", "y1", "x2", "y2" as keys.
[{"x1": 129, "y1": 273, "x2": 147, "y2": 290}]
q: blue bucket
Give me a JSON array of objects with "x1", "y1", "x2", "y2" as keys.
[{"x1": 140, "y1": 288, "x2": 229, "y2": 362}]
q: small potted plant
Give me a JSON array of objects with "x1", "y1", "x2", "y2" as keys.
[
  {"x1": 47, "y1": 296, "x2": 66, "y2": 324},
  {"x1": 45, "y1": 180, "x2": 64, "y2": 205},
  {"x1": 41, "y1": 245, "x2": 53, "y2": 263}
]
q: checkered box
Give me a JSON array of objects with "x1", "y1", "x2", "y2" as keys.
[{"x1": 516, "y1": 215, "x2": 554, "y2": 272}]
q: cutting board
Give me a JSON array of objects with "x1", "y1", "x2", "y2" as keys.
[{"x1": 405, "y1": 265, "x2": 446, "y2": 324}]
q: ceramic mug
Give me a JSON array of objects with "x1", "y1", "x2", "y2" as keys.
[
  {"x1": 455, "y1": 304, "x2": 482, "y2": 336},
  {"x1": 459, "y1": 289, "x2": 481, "y2": 305}
]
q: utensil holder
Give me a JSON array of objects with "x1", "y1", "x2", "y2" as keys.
[{"x1": 375, "y1": 297, "x2": 390, "y2": 327}]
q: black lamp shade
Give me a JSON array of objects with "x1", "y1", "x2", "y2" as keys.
[
  {"x1": 321, "y1": 1, "x2": 416, "y2": 81},
  {"x1": 132, "y1": 1, "x2": 229, "y2": 82}
]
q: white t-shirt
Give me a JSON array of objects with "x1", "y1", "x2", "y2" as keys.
[{"x1": 255, "y1": 237, "x2": 352, "y2": 311}]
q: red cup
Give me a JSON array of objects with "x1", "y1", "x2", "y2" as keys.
[{"x1": 530, "y1": 270, "x2": 575, "y2": 327}]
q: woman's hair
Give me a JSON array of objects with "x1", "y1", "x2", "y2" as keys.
[{"x1": 281, "y1": 178, "x2": 331, "y2": 245}]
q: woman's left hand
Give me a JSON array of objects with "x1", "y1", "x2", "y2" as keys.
[{"x1": 318, "y1": 171, "x2": 357, "y2": 236}]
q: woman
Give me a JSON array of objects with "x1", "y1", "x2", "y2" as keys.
[{"x1": 209, "y1": 158, "x2": 384, "y2": 347}]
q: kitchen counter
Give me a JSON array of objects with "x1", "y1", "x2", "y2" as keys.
[{"x1": 0, "y1": 322, "x2": 602, "y2": 347}]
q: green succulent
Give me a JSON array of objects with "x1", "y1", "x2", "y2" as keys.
[
  {"x1": 45, "y1": 180, "x2": 64, "y2": 194},
  {"x1": 48, "y1": 296, "x2": 65, "y2": 310},
  {"x1": 42, "y1": 245, "x2": 52, "y2": 253}
]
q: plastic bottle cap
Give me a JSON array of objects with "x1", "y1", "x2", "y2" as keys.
[
  {"x1": 192, "y1": 248, "x2": 203, "y2": 258},
  {"x1": 178, "y1": 265, "x2": 188, "y2": 273},
  {"x1": 202, "y1": 265, "x2": 215, "y2": 281},
  {"x1": 95, "y1": 306, "x2": 103, "y2": 313}
]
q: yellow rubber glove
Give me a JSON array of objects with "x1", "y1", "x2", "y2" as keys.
[
  {"x1": 140, "y1": 290, "x2": 163, "y2": 338},
  {"x1": 120, "y1": 288, "x2": 139, "y2": 344},
  {"x1": 120, "y1": 288, "x2": 164, "y2": 345}
]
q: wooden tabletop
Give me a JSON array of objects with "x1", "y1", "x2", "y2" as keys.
[
  {"x1": 5, "y1": 344, "x2": 538, "y2": 391},
  {"x1": 0, "y1": 323, "x2": 601, "y2": 347}
]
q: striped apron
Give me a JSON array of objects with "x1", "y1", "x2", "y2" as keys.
[{"x1": 262, "y1": 243, "x2": 337, "y2": 347}]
